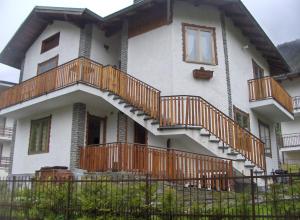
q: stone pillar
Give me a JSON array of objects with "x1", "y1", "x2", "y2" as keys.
[
  {"x1": 221, "y1": 13, "x2": 233, "y2": 118},
  {"x1": 117, "y1": 112, "x2": 128, "y2": 142},
  {"x1": 78, "y1": 24, "x2": 93, "y2": 58},
  {"x1": 120, "y1": 20, "x2": 128, "y2": 72},
  {"x1": 70, "y1": 103, "x2": 86, "y2": 170}
]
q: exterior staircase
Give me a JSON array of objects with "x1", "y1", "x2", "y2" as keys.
[{"x1": 0, "y1": 57, "x2": 266, "y2": 177}]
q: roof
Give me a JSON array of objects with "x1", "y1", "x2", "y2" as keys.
[{"x1": 0, "y1": 0, "x2": 290, "y2": 74}]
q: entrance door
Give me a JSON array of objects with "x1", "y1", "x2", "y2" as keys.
[
  {"x1": 258, "y1": 120, "x2": 271, "y2": 157},
  {"x1": 134, "y1": 122, "x2": 147, "y2": 144},
  {"x1": 86, "y1": 113, "x2": 106, "y2": 146}
]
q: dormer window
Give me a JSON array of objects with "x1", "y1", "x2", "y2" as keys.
[
  {"x1": 183, "y1": 23, "x2": 217, "y2": 65},
  {"x1": 41, "y1": 32, "x2": 60, "y2": 53}
]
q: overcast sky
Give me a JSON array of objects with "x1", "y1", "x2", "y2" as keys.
[{"x1": 0, "y1": 0, "x2": 299, "y2": 83}]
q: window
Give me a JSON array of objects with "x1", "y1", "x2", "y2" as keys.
[
  {"x1": 28, "y1": 116, "x2": 51, "y2": 154},
  {"x1": 258, "y1": 120, "x2": 272, "y2": 157},
  {"x1": 252, "y1": 60, "x2": 264, "y2": 79},
  {"x1": 233, "y1": 106, "x2": 250, "y2": 130},
  {"x1": 86, "y1": 113, "x2": 106, "y2": 146},
  {"x1": 0, "y1": 117, "x2": 6, "y2": 130},
  {"x1": 37, "y1": 56, "x2": 58, "y2": 75},
  {"x1": 183, "y1": 23, "x2": 217, "y2": 65},
  {"x1": 41, "y1": 32, "x2": 60, "y2": 53}
]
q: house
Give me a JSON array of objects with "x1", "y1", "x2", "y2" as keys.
[
  {"x1": 276, "y1": 39, "x2": 300, "y2": 172},
  {"x1": 0, "y1": 0, "x2": 294, "y2": 180},
  {"x1": 0, "y1": 81, "x2": 16, "y2": 177}
]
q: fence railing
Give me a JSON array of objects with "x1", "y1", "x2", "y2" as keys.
[
  {"x1": 293, "y1": 96, "x2": 300, "y2": 111},
  {"x1": 0, "y1": 57, "x2": 161, "y2": 119},
  {"x1": 0, "y1": 172, "x2": 300, "y2": 219},
  {"x1": 248, "y1": 76, "x2": 293, "y2": 114},
  {"x1": 79, "y1": 143, "x2": 233, "y2": 183},
  {"x1": 278, "y1": 133, "x2": 300, "y2": 149},
  {"x1": 0, "y1": 157, "x2": 10, "y2": 168},
  {"x1": 160, "y1": 96, "x2": 266, "y2": 170},
  {"x1": 0, "y1": 128, "x2": 13, "y2": 139}
]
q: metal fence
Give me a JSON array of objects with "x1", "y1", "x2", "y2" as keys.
[{"x1": 0, "y1": 171, "x2": 300, "y2": 219}]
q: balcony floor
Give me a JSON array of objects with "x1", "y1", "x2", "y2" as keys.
[{"x1": 249, "y1": 99, "x2": 294, "y2": 122}]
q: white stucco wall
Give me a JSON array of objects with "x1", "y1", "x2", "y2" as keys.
[
  {"x1": 90, "y1": 26, "x2": 121, "y2": 67},
  {"x1": 22, "y1": 21, "x2": 81, "y2": 81},
  {"x1": 12, "y1": 105, "x2": 73, "y2": 174}
]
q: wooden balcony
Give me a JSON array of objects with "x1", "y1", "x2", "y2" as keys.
[
  {"x1": 248, "y1": 77, "x2": 294, "y2": 118},
  {"x1": 0, "y1": 57, "x2": 160, "y2": 119},
  {"x1": 80, "y1": 143, "x2": 233, "y2": 183}
]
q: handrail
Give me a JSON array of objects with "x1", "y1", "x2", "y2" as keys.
[
  {"x1": 0, "y1": 157, "x2": 10, "y2": 168},
  {"x1": 0, "y1": 57, "x2": 161, "y2": 119},
  {"x1": 160, "y1": 95, "x2": 266, "y2": 170},
  {"x1": 80, "y1": 142, "x2": 234, "y2": 185},
  {"x1": 248, "y1": 76, "x2": 293, "y2": 114}
]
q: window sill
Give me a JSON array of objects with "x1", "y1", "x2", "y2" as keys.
[
  {"x1": 28, "y1": 151, "x2": 49, "y2": 156},
  {"x1": 183, "y1": 60, "x2": 218, "y2": 66}
]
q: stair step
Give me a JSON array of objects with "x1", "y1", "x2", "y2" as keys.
[
  {"x1": 124, "y1": 104, "x2": 132, "y2": 108},
  {"x1": 244, "y1": 164, "x2": 255, "y2": 168},
  {"x1": 151, "y1": 121, "x2": 159, "y2": 125},
  {"x1": 113, "y1": 96, "x2": 121, "y2": 100},
  {"x1": 253, "y1": 170, "x2": 264, "y2": 175},
  {"x1": 144, "y1": 116, "x2": 152, "y2": 121},
  {"x1": 130, "y1": 108, "x2": 138, "y2": 113},
  {"x1": 108, "y1": 92, "x2": 114, "y2": 96},
  {"x1": 209, "y1": 137, "x2": 220, "y2": 143},
  {"x1": 227, "y1": 151, "x2": 239, "y2": 156},
  {"x1": 200, "y1": 130, "x2": 210, "y2": 137},
  {"x1": 236, "y1": 158, "x2": 246, "y2": 162},
  {"x1": 137, "y1": 112, "x2": 146, "y2": 116},
  {"x1": 218, "y1": 145, "x2": 229, "y2": 150},
  {"x1": 118, "y1": 100, "x2": 126, "y2": 104}
]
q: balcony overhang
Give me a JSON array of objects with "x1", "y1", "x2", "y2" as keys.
[
  {"x1": 249, "y1": 99, "x2": 294, "y2": 122},
  {"x1": 294, "y1": 109, "x2": 300, "y2": 117},
  {"x1": 280, "y1": 146, "x2": 300, "y2": 152},
  {"x1": 0, "y1": 84, "x2": 115, "y2": 119}
]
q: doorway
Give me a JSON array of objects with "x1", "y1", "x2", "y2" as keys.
[
  {"x1": 134, "y1": 122, "x2": 147, "y2": 145},
  {"x1": 252, "y1": 60, "x2": 264, "y2": 79},
  {"x1": 86, "y1": 113, "x2": 106, "y2": 146}
]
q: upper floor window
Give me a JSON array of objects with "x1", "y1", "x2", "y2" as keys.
[
  {"x1": 183, "y1": 23, "x2": 217, "y2": 65},
  {"x1": 233, "y1": 106, "x2": 250, "y2": 130},
  {"x1": 258, "y1": 120, "x2": 272, "y2": 157},
  {"x1": 252, "y1": 60, "x2": 264, "y2": 79},
  {"x1": 28, "y1": 116, "x2": 51, "y2": 154},
  {"x1": 37, "y1": 56, "x2": 58, "y2": 75},
  {"x1": 41, "y1": 32, "x2": 60, "y2": 54}
]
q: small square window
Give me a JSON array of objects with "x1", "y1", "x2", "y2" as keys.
[
  {"x1": 41, "y1": 32, "x2": 60, "y2": 54},
  {"x1": 28, "y1": 116, "x2": 51, "y2": 154},
  {"x1": 183, "y1": 23, "x2": 217, "y2": 65}
]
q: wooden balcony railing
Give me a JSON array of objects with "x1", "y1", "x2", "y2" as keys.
[
  {"x1": 248, "y1": 77, "x2": 293, "y2": 114},
  {"x1": 278, "y1": 133, "x2": 300, "y2": 149},
  {"x1": 293, "y1": 96, "x2": 300, "y2": 111},
  {"x1": 80, "y1": 143, "x2": 233, "y2": 184},
  {"x1": 0, "y1": 127, "x2": 13, "y2": 139},
  {"x1": 0, "y1": 57, "x2": 160, "y2": 119},
  {"x1": 160, "y1": 96, "x2": 266, "y2": 170}
]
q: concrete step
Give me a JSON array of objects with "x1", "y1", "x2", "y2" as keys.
[
  {"x1": 113, "y1": 96, "x2": 121, "y2": 100},
  {"x1": 151, "y1": 121, "x2": 159, "y2": 125},
  {"x1": 108, "y1": 92, "x2": 114, "y2": 96},
  {"x1": 130, "y1": 108, "x2": 138, "y2": 113},
  {"x1": 137, "y1": 112, "x2": 146, "y2": 116},
  {"x1": 200, "y1": 130, "x2": 210, "y2": 137},
  {"x1": 218, "y1": 145, "x2": 229, "y2": 150},
  {"x1": 227, "y1": 151, "x2": 239, "y2": 156},
  {"x1": 209, "y1": 135, "x2": 220, "y2": 143},
  {"x1": 118, "y1": 100, "x2": 126, "y2": 104},
  {"x1": 124, "y1": 104, "x2": 133, "y2": 108},
  {"x1": 253, "y1": 170, "x2": 264, "y2": 175},
  {"x1": 144, "y1": 116, "x2": 152, "y2": 121}
]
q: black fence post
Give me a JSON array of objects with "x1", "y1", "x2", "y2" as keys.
[
  {"x1": 145, "y1": 173, "x2": 151, "y2": 220},
  {"x1": 250, "y1": 169, "x2": 256, "y2": 220},
  {"x1": 9, "y1": 176, "x2": 16, "y2": 220},
  {"x1": 66, "y1": 178, "x2": 72, "y2": 220}
]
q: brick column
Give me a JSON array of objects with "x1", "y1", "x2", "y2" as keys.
[
  {"x1": 78, "y1": 24, "x2": 93, "y2": 58},
  {"x1": 120, "y1": 20, "x2": 128, "y2": 72},
  {"x1": 70, "y1": 103, "x2": 86, "y2": 170}
]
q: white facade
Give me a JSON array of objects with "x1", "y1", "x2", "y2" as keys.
[{"x1": 1, "y1": 1, "x2": 294, "y2": 176}]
